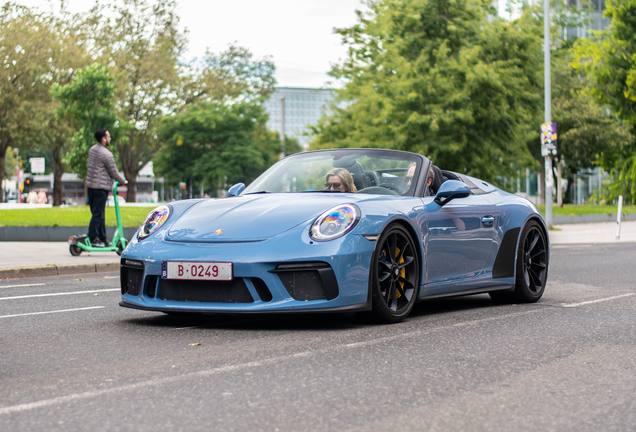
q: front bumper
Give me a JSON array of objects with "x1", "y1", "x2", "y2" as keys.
[{"x1": 119, "y1": 225, "x2": 376, "y2": 314}]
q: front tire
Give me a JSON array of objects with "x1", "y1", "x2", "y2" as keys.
[
  {"x1": 116, "y1": 239, "x2": 126, "y2": 256},
  {"x1": 369, "y1": 224, "x2": 420, "y2": 323},
  {"x1": 490, "y1": 221, "x2": 548, "y2": 303}
]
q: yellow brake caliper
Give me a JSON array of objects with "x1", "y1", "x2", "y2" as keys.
[{"x1": 395, "y1": 247, "x2": 405, "y2": 298}]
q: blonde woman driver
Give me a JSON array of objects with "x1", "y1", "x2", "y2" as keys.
[{"x1": 325, "y1": 168, "x2": 357, "y2": 193}]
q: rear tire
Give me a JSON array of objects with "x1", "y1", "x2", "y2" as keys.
[
  {"x1": 369, "y1": 223, "x2": 420, "y2": 323},
  {"x1": 490, "y1": 221, "x2": 548, "y2": 303},
  {"x1": 69, "y1": 245, "x2": 82, "y2": 256}
]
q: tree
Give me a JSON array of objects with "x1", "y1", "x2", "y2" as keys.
[
  {"x1": 0, "y1": 3, "x2": 64, "y2": 202},
  {"x1": 75, "y1": 0, "x2": 187, "y2": 202},
  {"x1": 551, "y1": 48, "x2": 632, "y2": 202},
  {"x1": 31, "y1": 7, "x2": 90, "y2": 205},
  {"x1": 154, "y1": 101, "x2": 281, "y2": 197},
  {"x1": 182, "y1": 44, "x2": 277, "y2": 104},
  {"x1": 572, "y1": 0, "x2": 636, "y2": 203},
  {"x1": 309, "y1": 0, "x2": 545, "y2": 184},
  {"x1": 51, "y1": 64, "x2": 121, "y2": 181}
]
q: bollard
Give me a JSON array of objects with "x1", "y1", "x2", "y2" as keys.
[{"x1": 616, "y1": 195, "x2": 623, "y2": 240}]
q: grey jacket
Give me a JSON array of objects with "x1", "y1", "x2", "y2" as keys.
[{"x1": 86, "y1": 144, "x2": 126, "y2": 191}]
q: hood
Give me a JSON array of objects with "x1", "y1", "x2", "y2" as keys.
[{"x1": 167, "y1": 193, "x2": 365, "y2": 242}]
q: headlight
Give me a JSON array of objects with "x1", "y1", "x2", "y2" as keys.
[
  {"x1": 310, "y1": 204, "x2": 360, "y2": 241},
  {"x1": 138, "y1": 205, "x2": 172, "y2": 240}
]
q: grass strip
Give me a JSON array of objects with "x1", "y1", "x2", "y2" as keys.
[
  {"x1": 536, "y1": 204, "x2": 636, "y2": 216},
  {"x1": 0, "y1": 206, "x2": 154, "y2": 227}
]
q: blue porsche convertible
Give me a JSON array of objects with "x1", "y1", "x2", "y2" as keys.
[{"x1": 120, "y1": 148, "x2": 549, "y2": 323}]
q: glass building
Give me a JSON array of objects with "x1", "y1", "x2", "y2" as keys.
[
  {"x1": 505, "y1": 1, "x2": 610, "y2": 37},
  {"x1": 262, "y1": 87, "x2": 336, "y2": 148},
  {"x1": 565, "y1": 0, "x2": 610, "y2": 39}
]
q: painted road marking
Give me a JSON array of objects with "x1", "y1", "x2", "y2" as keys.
[
  {"x1": 0, "y1": 283, "x2": 46, "y2": 289},
  {"x1": 0, "y1": 306, "x2": 105, "y2": 319},
  {"x1": 0, "y1": 289, "x2": 119, "y2": 301},
  {"x1": 562, "y1": 293, "x2": 636, "y2": 308}
]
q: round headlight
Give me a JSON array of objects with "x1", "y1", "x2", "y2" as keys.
[
  {"x1": 138, "y1": 205, "x2": 172, "y2": 240},
  {"x1": 310, "y1": 204, "x2": 360, "y2": 241}
]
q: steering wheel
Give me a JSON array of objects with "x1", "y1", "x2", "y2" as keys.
[{"x1": 378, "y1": 183, "x2": 404, "y2": 194}]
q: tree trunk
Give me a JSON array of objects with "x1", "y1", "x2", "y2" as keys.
[
  {"x1": 126, "y1": 176, "x2": 137, "y2": 202},
  {"x1": 52, "y1": 144, "x2": 64, "y2": 206}
]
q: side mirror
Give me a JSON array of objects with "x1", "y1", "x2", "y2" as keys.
[
  {"x1": 227, "y1": 183, "x2": 245, "y2": 197},
  {"x1": 434, "y1": 180, "x2": 470, "y2": 206}
]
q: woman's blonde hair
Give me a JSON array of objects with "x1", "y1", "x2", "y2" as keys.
[{"x1": 325, "y1": 168, "x2": 357, "y2": 192}]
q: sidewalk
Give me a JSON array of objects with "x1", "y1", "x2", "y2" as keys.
[
  {"x1": 1, "y1": 221, "x2": 635, "y2": 280},
  {"x1": 0, "y1": 242, "x2": 120, "y2": 279},
  {"x1": 549, "y1": 220, "x2": 636, "y2": 244}
]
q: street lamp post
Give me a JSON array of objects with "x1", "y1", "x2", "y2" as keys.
[
  {"x1": 280, "y1": 96, "x2": 286, "y2": 160},
  {"x1": 544, "y1": 0, "x2": 553, "y2": 228}
]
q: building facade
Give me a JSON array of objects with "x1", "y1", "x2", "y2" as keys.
[
  {"x1": 3, "y1": 173, "x2": 156, "y2": 205},
  {"x1": 262, "y1": 87, "x2": 336, "y2": 148}
]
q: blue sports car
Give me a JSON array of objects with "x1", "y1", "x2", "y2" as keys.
[{"x1": 120, "y1": 148, "x2": 549, "y2": 323}]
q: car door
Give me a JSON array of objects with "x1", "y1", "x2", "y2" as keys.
[{"x1": 422, "y1": 194, "x2": 496, "y2": 288}]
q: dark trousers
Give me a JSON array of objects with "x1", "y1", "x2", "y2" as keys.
[{"x1": 88, "y1": 188, "x2": 109, "y2": 241}]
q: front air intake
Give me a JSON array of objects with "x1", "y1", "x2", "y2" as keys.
[
  {"x1": 121, "y1": 260, "x2": 145, "y2": 296},
  {"x1": 158, "y1": 278, "x2": 254, "y2": 303},
  {"x1": 270, "y1": 262, "x2": 339, "y2": 301}
]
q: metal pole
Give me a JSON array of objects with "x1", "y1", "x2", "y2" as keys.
[
  {"x1": 14, "y1": 148, "x2": 21, "y2": 204},
  {"x1": 280, "y1": 96, "x2": 286, "y2": 160},
  {"x1": 557, "y1": 161, "x2": 562, "y2": 207},
  {"x1": 616, "y1": 195, "x2": 623, "y2": 240},
  {"x1": 544, "y1": 0, "x2": 553, "y2": 228}
]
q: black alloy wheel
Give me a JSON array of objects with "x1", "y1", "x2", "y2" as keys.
[
  {"x1": 370, "y1": 223, "x2": 420, "y2": 323},
  {"x1": 490, "y1": 221, "x2": 548, "y2": 303}
]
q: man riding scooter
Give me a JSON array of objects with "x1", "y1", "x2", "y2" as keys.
[{"x1": 86, "y1": 129, "x2": 127, "y2": 248}]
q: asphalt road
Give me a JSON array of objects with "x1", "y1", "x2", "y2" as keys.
[{"x1": 1, "y1": 243, "x2": 635, "y2": 431}]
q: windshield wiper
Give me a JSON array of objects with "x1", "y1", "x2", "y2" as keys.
[{"x1": 244, "y1": 190, "x2": 270, "y2": 195}]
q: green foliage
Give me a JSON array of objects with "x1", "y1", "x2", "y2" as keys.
[
  {"x1": 0, "y1": 3, "x2": 63, "y2": 200},
  {"x1": 3, "y1": 148, "x2": 16, "y2": 178},
  {"x1": 309, "y1": 0, "x2": 544, "y2": 184},
  {"x1": 572, "y1": 0, "x2": 636, "y2": 203},
  {"x1": 154, "y1": 101, "x2": 281, "y2": 194},
  {"x1": 51, "y1": 64, "x2": 121, "y2": 180},
  {"x1": 87, "y1": 0, "x2": 186, "y2": 197},
  {"x1": 183, "y1": 45, "x2": 277, "y2": 104},
  {"x1": 551, "y1": 49, "x2": 633, "y2": 200}
]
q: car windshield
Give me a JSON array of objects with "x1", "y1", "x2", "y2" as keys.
[{"x1": 243, "y1": 149, "x2": 424, "y2": 196}]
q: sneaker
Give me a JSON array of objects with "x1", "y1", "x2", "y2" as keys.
[
  {"x1": 102, "y1": 239, "x2": 111, "y2": 247},
  {"x1": 91, "y1": 239, "x2": 105, "y2": 248}
]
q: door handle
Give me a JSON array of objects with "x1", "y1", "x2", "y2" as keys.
[{"x1": 481, "y1": 216, "x2": 494, "y2": 227}]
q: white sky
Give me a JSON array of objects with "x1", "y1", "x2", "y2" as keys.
[{"x1": 20, "y1": 0, "x2": 369, "y2": 88}]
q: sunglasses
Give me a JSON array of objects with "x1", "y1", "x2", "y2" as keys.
[
  {"x1": 325, "y1": 182, "x2": 343, "y2": 189},
  {"x1": 405, "y1": 176, "x2": 413, "y2": 182}
]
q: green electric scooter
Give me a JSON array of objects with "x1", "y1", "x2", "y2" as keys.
[{"x1": 68, "y1": 181, "x2": 128, "y2": 256}]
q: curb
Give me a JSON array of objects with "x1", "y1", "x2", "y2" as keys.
[{"x1": 0, "y1": 262, "x2": 119, "y2": 280}]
